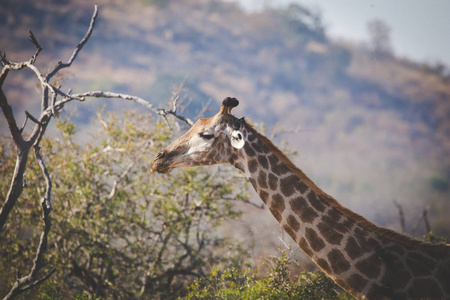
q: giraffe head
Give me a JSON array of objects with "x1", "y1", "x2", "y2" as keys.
[{"x1": 151, "y1": 97, "x2": 246, "y2": 173}]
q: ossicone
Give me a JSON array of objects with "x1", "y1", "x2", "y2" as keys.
[{"x1": 220, "y1": 97, "x2": 239, "y2": 115}]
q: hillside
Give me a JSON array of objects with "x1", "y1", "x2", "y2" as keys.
[{"x1": 1, "y1": 0, "x2": 449, "y2": 243}]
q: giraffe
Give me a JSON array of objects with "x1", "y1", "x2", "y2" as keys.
[{"x1": 151, "y1": 97, "x2": 450, "y2": 299}]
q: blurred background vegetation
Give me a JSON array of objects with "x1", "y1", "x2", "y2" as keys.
[
  {"x1": 1, "y1": 112, "x2": 251, "y2": 298},
  {"x1": 1, "y1": 0, "x2": 449, "y2": 298}
]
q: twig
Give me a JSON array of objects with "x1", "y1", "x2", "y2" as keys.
[
  {"x1": 166, "y1": 78, "x2": 193, "y2": 127},
  {"x1": 46, "y1": 5, "x2": 99, "y2": 81},
  {"x1": 34, "y1": 146, "x2": 52, "y2": 210},
  {"x1": 46, "y1": 91, "x2": 194, "y2": 126},
  {"x1": 0, "y1": 31, "x2": 42, "y2": 77},
  {"x1": 3, "y1": 197, "x2": 54, "y2": 300},
  {"x1": 0, "y1": 83, "x2": 24, "y2": 146},
  {"x1": 393, "y1": 200, "x2": 406, "y2": 233},
  {"x1": 106, "y1": 162, "x2": 134, "y2": 201},
  {"x1": 423, "y1": 206, "x2": 431, "y2": 233},
  {"x1": 194, "y1": 98, "x2": 213, "y2": 119},
  {"x1": 25, "y1": 111, "x2": 41, "y2": 124},
  {"x1": 410, "y1": 209, "x2": 426, "y2": 236},
  {"x1": 28, "y1": 31, "x2": 43, "y2": 64}
]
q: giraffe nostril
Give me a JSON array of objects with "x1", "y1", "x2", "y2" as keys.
[{"x1": 156, "y1": 151, "x2": 166, "y2": 160}]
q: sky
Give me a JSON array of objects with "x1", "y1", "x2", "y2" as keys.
[{"x1": 234, "y1": 0, "x2": 450, "y2": 67}]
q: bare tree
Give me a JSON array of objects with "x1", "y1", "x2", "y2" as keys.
[
  {"x1": 0, "y1": 5, "x2": 191, "y2": 299},
  {"x1": 367, "y1": 19, "x2": 392, "y2": 58}
]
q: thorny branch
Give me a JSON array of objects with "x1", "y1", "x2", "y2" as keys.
[{"x1": 0, "y1": 4, "x2": 193, "y2": 299}]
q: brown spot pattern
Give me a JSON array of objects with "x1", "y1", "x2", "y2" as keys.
[
  {"x1": 271, "y1": 194, "x2": 285, "y2": 212},
  {"x1": 296, "y1": 180, "x2": 309, "y2": 194},
  {"x1": 335, "y1": 279, "x2": 347, "y2": 290},
  {"x1": 407, "y1": 279, "x2": 443, "y2": 299},
  {"x1": 381, "y1": 260, "x2": 410, "y2": 290},
  {"x1": 262, "y1": 144, "x2": 271, "y2": 154},
  {"x1": 248, "y1": 159, "x2": 258, "y2": 173},
  {"x1": 244, "y1": 145, "x2": 256, "y2": 157},
  {"x1": 299, "y1": 237, "x2": 313, "y2": 257},
  {"x1": 437, "y1": 264, "x2": 450, "y2": 294},
  {"x1": 344, "y1": 236, "x2": 364, "y2": 259},
  {"x1": 354, "y1": 226, "x2": 369, "y2": 238},
  {"x1": 355, "y1": 254, "x2": 381, "y2": 278},
  {"x1": 290, "y1": 197, "x2": 318, "y2": 223},
  {"x1": 252, "y1": 142, "x2": 262, "y2": 153},
  {"x1": 406, "y1": 252, "x2": 435, "y2": 277},
  {"x1": 234, "y1": 162, "x2": 244, "y2": 172},
  {"x1": 270, "y1": 207, "x2": 283, "y2": 222},
  {"x1": 257, "y1": 171, "x2": 268, "y2": 189},
  {"x1": 287, "y1": 215, "x2": 300, "y2": 232},
  {"x1": 280, "y1": 175, "x2": 298, "y2": 197},
  {"x1": 316, "y1": 258, "x2": 331, "y2": 274},
  {"x1": 367, "y1": 237, "x2": 381, "y2": 250},
  {"x1": 384, "y1": 244, "x2": 406, "y2": 257},
  {"x1": 327, "y1": 208, "x2": 342, "y2": 221},
  {"x1": 346, "y1": 274, "x2": 368, "y2": 294},
  {"x1": 282, "y1": 224, "x2": 296, "y2": 239},
  {"x1": 268, "y1": 173, "x2": 278, "y2": 191},
  {"x1": 317, "y1": 222, "x2": 344, "y2": 245},
  {"x1": 366, "y1": 284, "x2": 394, "y2": 300},
  {"x1": 267, "y1": 154, "x2": 278, "y2": 168},
  {"x1": 327, "y1": 249, "x2": 350, "y2": 275},
  {"x1": 322, "y1": 215, "x2": 352, "y2": 234},
  {"x1": 258, "y1": 155, "x2": 269, "y2": 169},
  {"x1": 308, "y1": 191, "x2": 326, "y2": 211},
  {"x1": 259, "y1": 190, "x2": 269, "y2": 203},
  {"x1": 268, "y1": 155, "x2": 289, "y2": 175},
  {"x1": 305, "y1": 228, "x2": 326, "y2": 252},
  {"x1": 249, "y1": 178, "x2": 257, "y2": 190}
]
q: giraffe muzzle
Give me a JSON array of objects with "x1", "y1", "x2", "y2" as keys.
[{"x1": 150, "y1": 151, "x2": 173, "y2": 173}]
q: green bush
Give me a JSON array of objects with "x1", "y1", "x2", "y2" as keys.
[
  {"x1": 424, "y1": 231, "x2": 449, "y2": 245},
  {"x1": 0, "y1": 111, "x2": 249, "y2": 299},
  {"x1": 183, "y1": 249, "x2": 352, "y2": 300}
]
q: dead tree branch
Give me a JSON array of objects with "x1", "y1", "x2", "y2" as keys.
[
  {"x1": 46, "y1": 5, "x2": 98, "y2": 80},
  {"x1": 422, "y1": 206, "x2": 431, "y2": 233},
  {"x1": 3, "y1": 144, "x2": 54, "y2": 300},
  {"x1": 393, "y1": 199, "x2": 406, "y2": 233},
  {"x1": 3, "y1": 199, "x2": 55, "y2": 300},
  {"x1": 49, "y1": 90, "x2": 193, "y2": 126},
  {"x1": 0, "y1": 4, "x2": 193, "y2": 299}
]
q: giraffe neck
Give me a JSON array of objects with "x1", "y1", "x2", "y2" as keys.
[{"x1": 230, "y1": 123, "x2": 450, "y2": 299}]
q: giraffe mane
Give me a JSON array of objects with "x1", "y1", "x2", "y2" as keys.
[{"x1": 244, "y1": 121, "x2": 450, "y2": 254}]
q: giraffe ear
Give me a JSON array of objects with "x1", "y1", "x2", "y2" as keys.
[{"x1": 230, "y1": 130, "x2": 245, "y2": 149}]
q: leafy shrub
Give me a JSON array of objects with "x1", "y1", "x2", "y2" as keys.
[
  {"x1": 0, "y1": 111, "x2": 249, "y2": 299},
  {"x1": 424, "y1": 231, "x2": 449, "y2": 245},
  {"x1": 183, "y1": 249, "x2": 352, "y2": 300}
]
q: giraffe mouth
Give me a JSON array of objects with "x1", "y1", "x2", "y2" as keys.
[
  {"x1": 151, "y1": 163, "x2": 173, "y2": 174},
  {"x1": 150, "y1": 159, "x2": 174, "y2": 174},
  {"x1": 151, "y1": 150, "x2": 206, "y2": 174}
]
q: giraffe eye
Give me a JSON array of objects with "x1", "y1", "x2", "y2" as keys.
[{"x1": 200, "y1": 132, "x2": 214, "y2": 140}]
